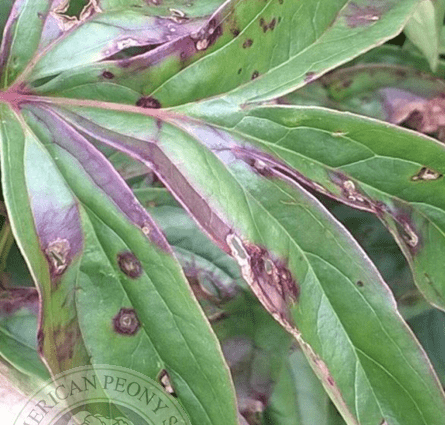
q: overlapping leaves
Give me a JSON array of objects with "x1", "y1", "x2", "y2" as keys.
[{"x1": 1, "y1": 1, "x2": 445, "y2": 425}]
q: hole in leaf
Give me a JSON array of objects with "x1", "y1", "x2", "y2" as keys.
[
  {"x1": 104, "y1": 44, "x2": 163, "y2": 61},
  {"x1": 158, "y1": 369, "x2": 177, "y2": 397}
]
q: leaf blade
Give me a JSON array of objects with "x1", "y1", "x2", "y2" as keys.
[{"x1": 48, "y1": 103, "x2": 445, "y2": 424}]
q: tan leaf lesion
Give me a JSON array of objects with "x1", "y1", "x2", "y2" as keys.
[{"x1": 51, "y1": 0, "x2": 101, "y2": 31}]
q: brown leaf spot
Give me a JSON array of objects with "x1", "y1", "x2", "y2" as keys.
[
  {"x1": 242, "y1": 39, "x2": 253, "y2": 48},
  {"x1": 102, "y1": 70, "x2": 114, "y2": 79},
  {"x1": 136, "y1": 96, "x2": 161, "y2": 109},
  {"x1": 113, "y1": 308, "x2": 140, "y2": 335},
  {"x1": 117, "y1": 252, "x2": 143, "y2": 278},
  {"x1": 411, "y1": 166, "x2": 443, "y2": 181},
  {"x1": 259, "y1": 17, "x2": 277, "y2": 33},
  {"x1": 251, "y1": 71, "x2": 260, "y2": 80},
  {"x1": 158, "y1": 369, "x2": 176, "y2": 396},
  {"x1": 356, "y1": 280, "x2": 364, "y2": 287},
  {"x1": 45, "y1": 238, "x2": 70, "y2": 277},
  {"x1": 231, "y1": 28, "x2": 240, "y2": 37},
  {"x1": 192, "y1": 19, "x2": 222, "y2": 52},
  {"x1": 238, "y1": 68, "x2": 243, "y2": 74},
  {"x1": 268, "y1": 18, "x2": 277, "y2": 31}
]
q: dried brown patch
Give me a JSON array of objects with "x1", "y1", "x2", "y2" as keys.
[
  {"x1": 191, "y1": 18, "x2": 223, "y2": 52},
  {"x1": 393, "y1": 95, "x2": 445, "y2": 140},
  {"x1": 411, "y1": 166, "x2": 443, "y2": 182},
  {"x1": 51, "y1": 0, "x2": 101, "y2": 30},
  {"x1": 227, "y1": 235, "x2": 299, "y2": 329},
  {"x1": 45, "y1": 238, "x2": 70, "y2": 278}
]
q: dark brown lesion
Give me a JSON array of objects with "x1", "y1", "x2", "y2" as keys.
[
  {"x1": 136, "y1": 96, "x2": 162, "y2": 109},
  {"x1": 243, "y1": 242, "x2": 299, "y2": 325},
  {"x1": 117, "y1": 251, "x2": 143, "y2": 278},
  {"x1": 242, "y1": 39, "x2": 253, "y2": 49},
  {"x1": 113, "y1": 307, "x2": 141, "y2": 335}
]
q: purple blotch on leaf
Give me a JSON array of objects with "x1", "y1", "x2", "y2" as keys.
[
  {"x1": 113, "y1": 308, "x2": 140, "y2": 335},
  {"x1": 345, "y1": 2, "x2": 382, "y2": 28},
  {"x1": 251, "y1": 71, "x2": 259, "y2": 80}
]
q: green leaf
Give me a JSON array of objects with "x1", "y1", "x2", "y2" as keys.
[
  {"x1": 264, "y1": 349, "x2": 334, "y2": 425},
  {"x1": 349, "y1": 43, "x2": 445, "y2": 76},
  {"x1": 404, "y1": 0, "x2": 445, "y2": 72},
  {"x1": 15, "y1": 0, "x2": 420, "y2": 107},
  {"x1": 44, "y1": 102, "x2": 445, "y2": 424},
  {"x1": 136, "y1": 187, "x2": 295, "y2": 424},
  {"x1": 182, "y1": 102, "x2": 445, "y2": 313},
  {"x1": 0, "y1": 103, "x2": 239, "y2": 425},
  {"x1": 0, "y1": 0, "x2": 14, "y2": 47},
  {"x1": 1, "y1": 1, "x2": 444, "y2": 424},
  {"x1": 409, "y1": 309, "x2": 445, "y2": 386},
  {"x1": 0, "y1": 0, "x2": 50, "y2": 87}
]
